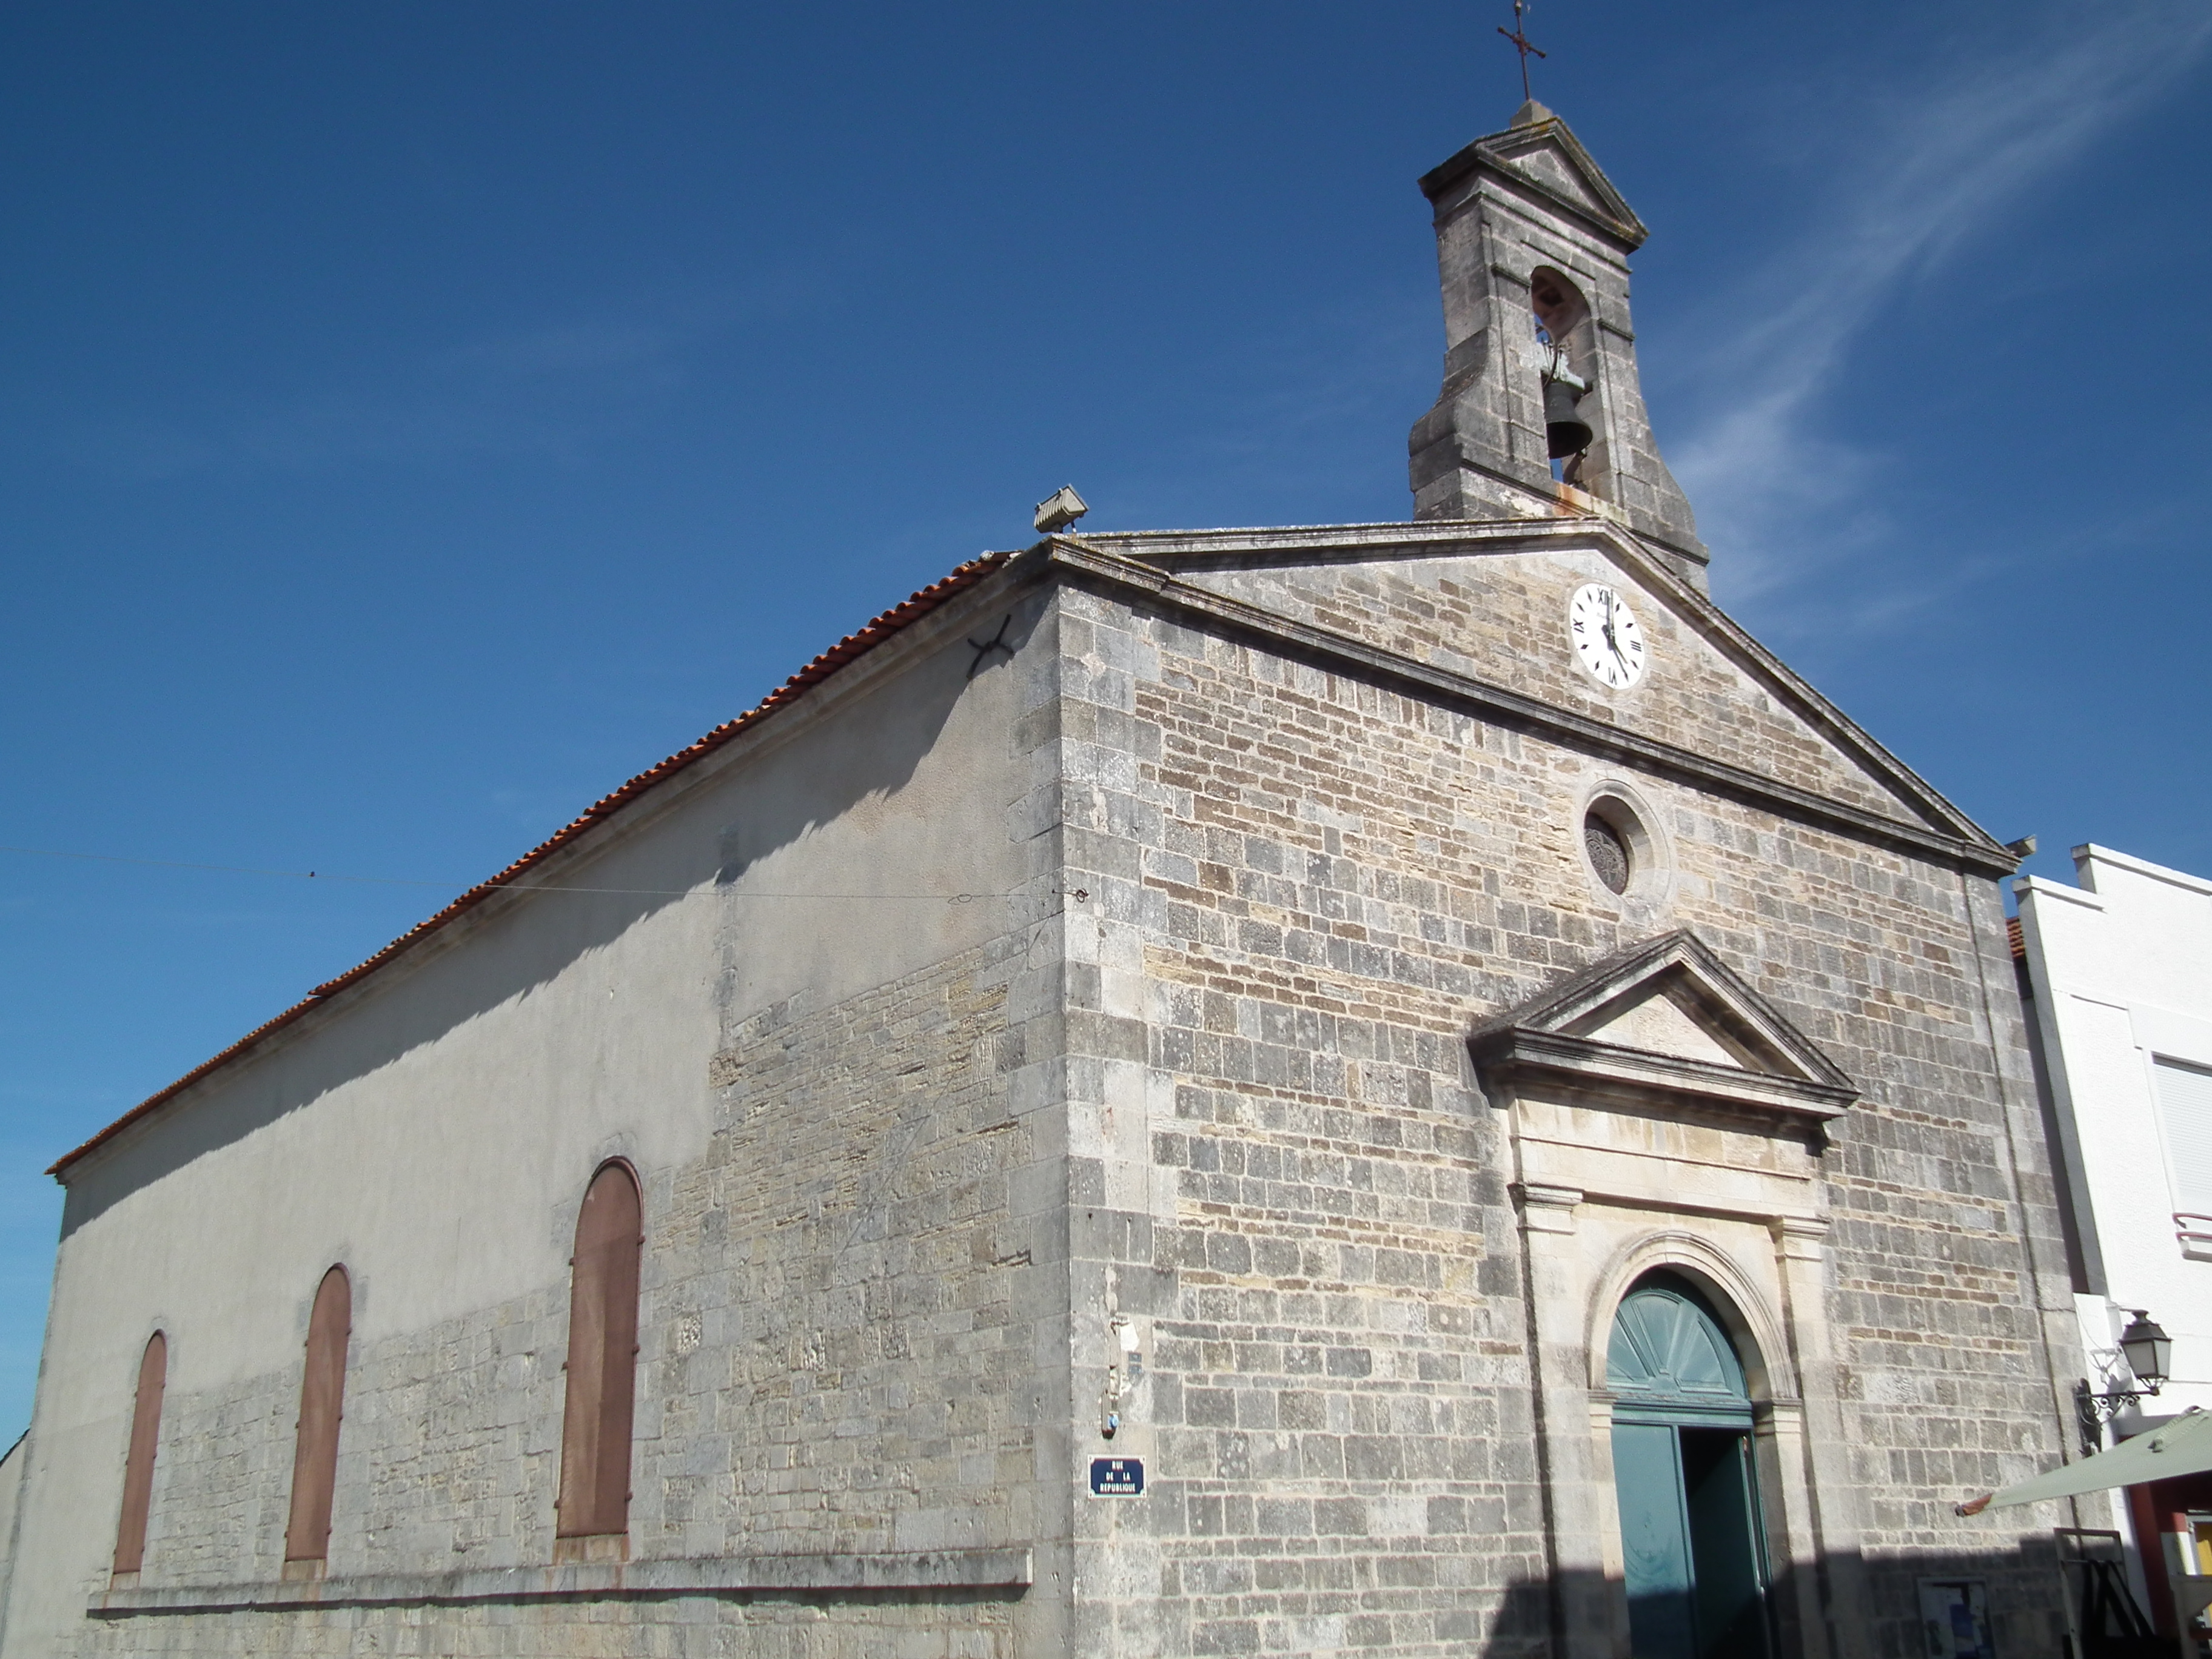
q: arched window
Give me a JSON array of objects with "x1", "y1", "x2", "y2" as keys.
[
  {"x1": 557, "y1": 1161, "x2": 642, "y2": 1541},
  {"x1": 1530, "y1": 265, "x2": 1591, "y2": 349},
  {"x1": 284, "y1": 1265, "x2": 352, "y2": 1569},
  {"x1": 1530, "y1": 266, "x2": 1597, "y2": 478},
  {"x1": 111, "y1": 1330, "x2": 166, "y2": 1581}
]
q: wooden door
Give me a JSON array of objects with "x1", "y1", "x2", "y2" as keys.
[
  {"x1": 1607, "y1": 1275, "x2": 1773, "y2": 1659},
  {"x1": 1614, "y1": 1418, "x2": 1697, "y2": 1659}
]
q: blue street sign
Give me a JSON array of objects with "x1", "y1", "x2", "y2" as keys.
[{"x1": 1088, "y1": 1456, "x2": 1144, "y2": 1496}]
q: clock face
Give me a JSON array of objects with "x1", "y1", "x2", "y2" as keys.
[{"x1": 1569, "y1": 583, "x2": 1647, "y2": 689}]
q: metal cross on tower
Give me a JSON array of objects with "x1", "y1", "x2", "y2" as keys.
[{"x1": 1496, "y1": 0, "x2": 1547, "y2": 103}]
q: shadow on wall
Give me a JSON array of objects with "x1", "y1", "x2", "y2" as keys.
[
  {"x1": 1479, "y1": 1542, "x2": 2080, "y2": 1659},
  {"x1": 59, "y1": 599, "x2": 1037, "y2": 1239}
]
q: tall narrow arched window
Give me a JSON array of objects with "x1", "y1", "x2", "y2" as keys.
[
  {"x1": 111, "y1": 1330, "x2": 167, "y2": 1581},
  {"x1": 557, "y1": 1161, "x2": 642, "y2": 1541},
  {"x1": 283, "y1": 1265, "x2": 351, "y2": 1570}
]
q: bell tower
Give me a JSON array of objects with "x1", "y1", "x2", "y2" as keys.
[{"x1": 1408, "y1": 101, "x2": 1709, "y2": 588}]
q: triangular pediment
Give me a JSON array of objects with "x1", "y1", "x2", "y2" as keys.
[
  {"x1": 1418, "y1": 106, "x2": 1648, "y2": 248},
  {"x1": 1580, "y1": 990, "x2": 1745, "y2": 1069},
  {"x1": 1064, "y1": 520, "x2": 2012, "y2": 863},
  {"x1": 1467, "y1": 931, "x2": 1858, "y2": 1122}
]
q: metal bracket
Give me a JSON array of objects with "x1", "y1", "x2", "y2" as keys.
[
  {"x1": 2075, "y1": 1376, "x2": 2159, "y2": 1455},
  {"x1": 967, "y1": 615, "x2": 1014, "y2": 679}
]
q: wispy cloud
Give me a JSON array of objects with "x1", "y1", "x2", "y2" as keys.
[
  {"x1": 1670, "y1": 1, "x2": 2212, "y2": 608},
  {"x1": 1108, "y1": 287, "x2": 1438, "y2": 531},
  {"x1": 80, "y1": 317, "x2": 683, "y2": 481},
  {"x1": 76, "y1": 274, "x2": 825, "y2": 481},
  {"x1": 240, "y1": 319, "x2": 688, "y2": 471}
]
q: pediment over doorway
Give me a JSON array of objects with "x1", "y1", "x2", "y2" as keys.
[{"x1": 1467, "y1": 931, "x2": 1858, "y2": 1125}]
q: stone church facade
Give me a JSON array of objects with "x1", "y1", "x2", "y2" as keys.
[{"x1": 0, "y1": 105, "x2": 2082, "y2": 1659}]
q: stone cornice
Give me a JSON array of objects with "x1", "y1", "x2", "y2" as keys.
[
  {"x1": 1471, "y1": 1027, "x2": 1858, "y2": 1125},
  {"x1": 90, "y1": 1547, "x2": 1034, "y2": 1617},
  {"x1": 1040, "y1": 537, "x2": 2016, "y2": 876}
]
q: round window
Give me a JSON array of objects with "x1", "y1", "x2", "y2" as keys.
[{"x1": 1584, "y1": 810, "x2": 1631, "y2": 895}]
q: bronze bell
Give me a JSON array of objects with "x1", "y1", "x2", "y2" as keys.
[{"x1": 1544, "y1": 377, "x2": 1594, "y2": 459}]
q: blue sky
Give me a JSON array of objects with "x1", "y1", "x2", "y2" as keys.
[{"x1": 1, "y1": 1, "x2": 2207, "y2": 1438}]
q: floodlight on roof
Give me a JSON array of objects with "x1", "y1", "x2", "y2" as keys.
[{"x1": 1033, "y1": 486, "x2": 1088, "y2": 535}]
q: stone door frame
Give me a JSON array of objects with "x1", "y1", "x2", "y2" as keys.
[
  {"x1": 1517, "y1": 1192, "x2": 1864, "y2": 1659},
  {"x1": 1470, "y1": 931, "x2": 1873, "y2": 1659}
]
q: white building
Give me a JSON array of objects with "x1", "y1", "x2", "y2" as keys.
[{"x1": 2014, "y1": 843, "x2": 2212, "y2": 1637}]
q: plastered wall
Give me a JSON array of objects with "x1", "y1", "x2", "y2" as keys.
[
  {"x1": 2016, "y1": 848, "x2": 2212, "y2": 1438},
  {"x1": 2, "y1": 578, "x2": 1072, "y2": 1657}
]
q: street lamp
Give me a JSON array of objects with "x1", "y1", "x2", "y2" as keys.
[{"x1": 2076, "y1": 1309, "x2": 2173, "y2": 1453}]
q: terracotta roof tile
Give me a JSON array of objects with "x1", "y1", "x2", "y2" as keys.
[{"x1": 51, "y1": 548, "x2": 1016, "y2": 1178}]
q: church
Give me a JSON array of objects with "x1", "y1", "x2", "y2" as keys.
[{"x1": 0, "y1": 101, "x2": 2084, "y2": 1659}]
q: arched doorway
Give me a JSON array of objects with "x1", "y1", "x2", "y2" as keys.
[{"x1": 1608, "y1": 1272, "x2": 1772, "y2": 1659}]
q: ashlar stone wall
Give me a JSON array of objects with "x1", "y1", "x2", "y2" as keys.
[
  {"x1": 1046, "y1": 542, "x2": 2077, "y2": 1659},
  {"x1": 685, "y1": 939, "x2": 1040, "y2": 1560}
]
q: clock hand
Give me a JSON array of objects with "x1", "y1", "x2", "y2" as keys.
[{"x1": 1599, "y1": 600, "x2": 1633, "y2": 674}]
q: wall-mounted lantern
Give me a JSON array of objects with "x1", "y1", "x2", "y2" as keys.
[{"x1": 2076, "y1": 1309, "x2": 2173, "y2": 1453}]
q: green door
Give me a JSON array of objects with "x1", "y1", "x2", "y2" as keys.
[
  {"x1": 1608, "y1": 1275, "x2": 1772, "y2": 1659},
  {"x1": 1614, "y1": 1419, "x2": 1697, "y2": 1659}
]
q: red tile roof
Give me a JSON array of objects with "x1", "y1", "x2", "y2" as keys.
[
  {"x1": 50, "y1": 548, "x2": 1016, "y2": 1179},
  {"x1": 2006, "y1": 916, "x2": 2024, "y2": 960}
]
